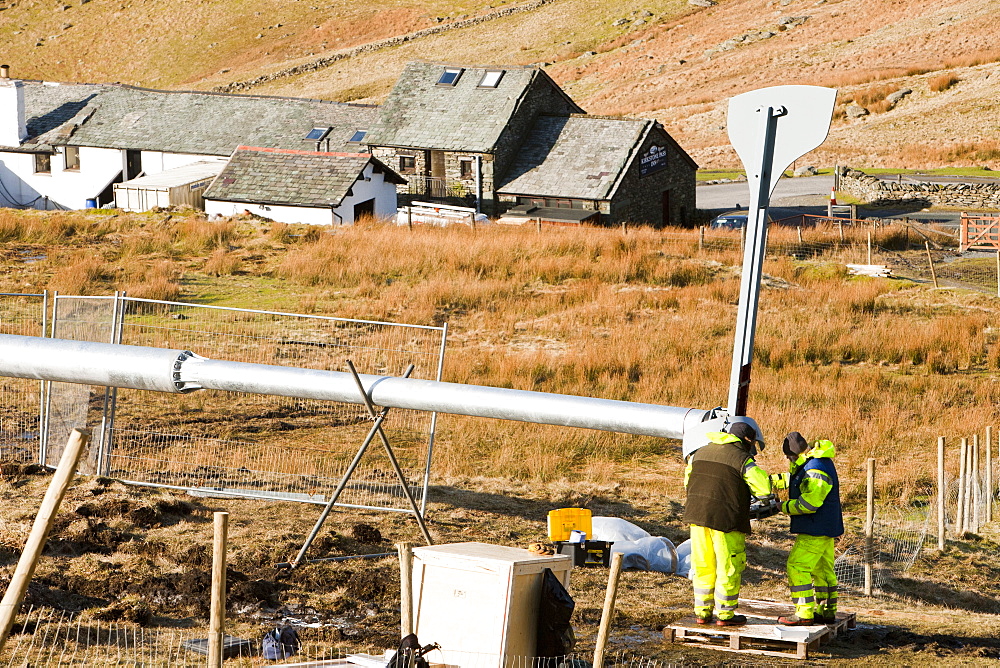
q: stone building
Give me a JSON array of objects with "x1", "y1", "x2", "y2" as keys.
[{"x1": 366, "y1": 60, "x2": 696, "y2": 226}]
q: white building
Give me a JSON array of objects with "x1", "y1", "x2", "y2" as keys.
[
  {"x1": 204, "y1": 146, "x2": 404, "y2": 226},
  {"x1": 0, "y1": 74, "x2": 381, "y2": 214}
]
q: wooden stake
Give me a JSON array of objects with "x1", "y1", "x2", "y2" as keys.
[
  {"x1": 209, "y1": 512, "x2": 229, "y2": 668},
  {"x1": 996, "y1": 252, "x2": 999, "y2": 298},
  {"x1": 863, "y1": 458, "x2": 875, "y2": 597},
  {"x1": 867, "y1": 229, "x2": 872, "y2": 265},
  {"x1": 987, "y1": 426, "x2": 994, "y2": 524},
  {"x1": 797, "y1": 226, "x2": 803, "y2": 243},
  {"x1": 972, "y1": 435, "x2": 980, "y2": 534},
  {"x1": 925, "y1": 241, "x2": 939, "y2": 288},
  {"x1": 698, "y1": 225, "x2": 704, "y2": 252},
  {"x1": 397, "y1": 542, "x2": 414, "y2": 638},
  {"x1": 0, "y1": 428, "x2": 90, "y2": 652},
  {"x1": 957, "y1": 438, "x2": 967, "y2": 536},
  {"x1": 593, "y1": 551, "x2": 624, "y2": 668},
  {"x1": 937, "y1": 436, "x2": 946, "y2": 550}
]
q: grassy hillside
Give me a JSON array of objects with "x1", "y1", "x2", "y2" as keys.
[{"x1": 2, "y1": 0, "x2": 1000, "y2": 169}]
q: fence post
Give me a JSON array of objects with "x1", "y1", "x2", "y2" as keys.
[
  {"x1": 397, "y1": 542, "x2": 413, "y2": 638},
  {"x1": 957, "y1": 438, "x2": 967, "y2": 536},
  {"x1": 987, "y1": 426, "x2": 994, "y2": 524},
  {"x1": 0, "y1": 428, "x2": 90, "y2": 653},
  {"x1": 797, "y1": 226, "x2": 803, "y2": 243},
  {"x1": 838, "y1": 221, "x2": 844, "y2": 241},
  {"x1": 740, "y1": 224, "x2": 746, "y2": 252},
  {"x1": 867, "y1": 229, "x2": 872, "y2": 265},
  {"x1": 406, "y1": 206, "x2": 412, "y2": 230},
  {"x1": 937, "y1": 436, "x2": 946, "y2": 550},
  {"x1": 864, "y1": 458, "x2": 875, "y2": 597},
  {"x1": 593, "y1": 551, "x2": 624, "y2": 668},
  {"x1": 925, "y1": 241, "x2": 939, "y2": 288},
  {"x1": 996, "y1": 252, "x2": 999, "y2": 298},
  {"x1": 698, "y1": 225, "x2": 704, "y2": 252},
  {"x1": 972, "y1": 434, "x2": 980, "y2": 534},
  {"x1": 209, "y1": 512, "x2": 229, "y2": 668}
]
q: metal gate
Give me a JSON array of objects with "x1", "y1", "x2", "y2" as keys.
[{"x1": 46, "y1": 295, "x2": 447, "y2": 512}]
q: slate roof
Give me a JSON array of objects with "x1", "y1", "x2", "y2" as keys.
[
  {"x1": 497, "y1": 115, "x2": 653, "y2": 200},
  {"x1": 203, "y1": 146, "x2": 403, "y2": 208},
  {"x1": 365, "y1": 61, "x2": 583, "y2": 152},
  {"x1": 8, "y1": 81, "x2": 378, "y2": 156},
  {"x1": 0, "y1": 81, "x2": 103, "y2": 152}
]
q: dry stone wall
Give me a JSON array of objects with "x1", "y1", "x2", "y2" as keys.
[
  {"x1": 840, "y1": 168, "x2": 1000, "y2": 210},
  {"x1": 214, "y1": 0, "x2": 557, "y2": 94}
]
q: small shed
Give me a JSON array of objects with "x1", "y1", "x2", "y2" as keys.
[
  {"x1": 113, "y1": 161, "x2": 224, "y2": 212},
  {"x1": 203, "y1": 146, "x2": 405, "y2": 226}
]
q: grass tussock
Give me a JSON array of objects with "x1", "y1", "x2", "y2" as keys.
[
  {"x1": 899, "y1": 141, "x2": 1000, "y2": 166},
  {"x1": 929, "y1": 73, "x2": 959, "y2": 92}
]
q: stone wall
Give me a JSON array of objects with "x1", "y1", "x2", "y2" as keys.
[
  {"x1": 214, "y1": 0, "x2": 557, "y2": 94},
  {"x1": 840, "y1": 168, "x2": 1000, "y2": 210}
]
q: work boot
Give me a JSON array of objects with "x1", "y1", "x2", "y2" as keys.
[
  {"x1": 716, "y1": 614, "x2": 747, "y2": 626},
  {"x1": 816, "y1": 611, "x2": 838, "y2": 624},
  {"x1": 695, "y1": 614, "x2": 713, "y2": 625},
  {"x1": 777, "y1": 615, "x2": 814, "y2": 626}
]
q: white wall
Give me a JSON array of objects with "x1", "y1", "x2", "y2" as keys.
[
  {"x1": 205, "y1": 162, "x2": 398, "y2": 226},
  {"x1": 204, "y1": 199, "x2": 336, "y2": 226},
  {"x1": 0, "y1": 145, "x2": 122, "y2": 210},
  {"x1": 335, "y1": 162, "x2": 398, "y2": 224}
]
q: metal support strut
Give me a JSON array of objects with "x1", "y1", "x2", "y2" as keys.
[{"x1": 285, "y1": 361, "x2": 432, "y2": 570}]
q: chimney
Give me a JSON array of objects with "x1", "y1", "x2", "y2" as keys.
[
  {"x1": 0, "y1": 78, "x2": 27, "y2": 146},
  {"x1": 0, "y1": 65, "x2": 9, "y2": 79}
]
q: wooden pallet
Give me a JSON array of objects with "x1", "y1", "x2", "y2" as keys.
[{"x1": 663, "y1": 598, "x2": 856, "y2": 660}]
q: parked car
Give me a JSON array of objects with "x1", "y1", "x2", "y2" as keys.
[{"x1": 709, "y1": 210, "x2": 773, "y2": 229}]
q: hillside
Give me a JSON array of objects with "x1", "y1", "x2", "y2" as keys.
[{"x1": 1, "y1": 0, "x2": 999, "y2": 170}]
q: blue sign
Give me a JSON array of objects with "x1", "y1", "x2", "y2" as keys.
[{"x1": 639, "y1": 144, "x2": 669, "y2": 177}]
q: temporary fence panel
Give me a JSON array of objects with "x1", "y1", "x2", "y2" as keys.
[
  {"x1": 0, "y1": 293, "x2": 46, "y2": 464},
  {"x1": 49, "y1": 295, "x2": 447, "y2": 512},
  {"x1": 45, "y1": 296, "x2": 118, "y2": 474}
]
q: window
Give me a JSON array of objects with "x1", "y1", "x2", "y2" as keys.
[
  {"x1": 399, "y1": 156, "x2": 416, "y2": 173},
  {"x1": 347, "y1": 130, "x2": 367, "y2": 143},
  {"x1": 437, "y1": 67, "x2": 463, "y2": 86},
  {"x1": 459, "y1": 159, "x2": 474, "y2": 179},
  {"x1": 34, "y1": 153, "x2": 51, "y2": 174},
  {"x1": 478, "y1": 70, "x2": 504, "y2": 88},
  {"x1": 304, "y1": 127, "x2": 332, "y2": 141},
  {"x1": 64, "y1": 146, "x2": 80, "y2": 171}
]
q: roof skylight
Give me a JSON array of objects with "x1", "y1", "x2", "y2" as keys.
[
  {"x1": 478, "y1": 70, "x2": 504, "y2": 88},
  {"x1": 437, "y1": 68, "x2": 464, "y2": 86}
]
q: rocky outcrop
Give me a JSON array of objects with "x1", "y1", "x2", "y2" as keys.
[{"x1": 840, "y1": 168, "x2": 1000, "y2": 209}]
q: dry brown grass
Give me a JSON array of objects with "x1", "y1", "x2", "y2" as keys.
[
  {"x1": 10, "y1": 210, "x2": 999, "y2": 500},
  {"x1": 203, "y1": 248, "x2": 242, "y2": 276},
  {"x1": 929, "y1": 72, "x2": 960, "y2": 92}
]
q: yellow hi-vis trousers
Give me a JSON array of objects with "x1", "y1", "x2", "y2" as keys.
[
  {"x1": 690, "y1": 524, "x2": 746, "y2": 621},
  {"x1": 787, "y1": 534, "x2": 838, "y2": 620}
]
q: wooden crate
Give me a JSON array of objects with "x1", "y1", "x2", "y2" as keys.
[{"x1": 663, "y1": 599, "x2": 856, "y2": 660}]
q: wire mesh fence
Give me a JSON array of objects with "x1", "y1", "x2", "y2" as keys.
[
  {"x1": 0, "y1": 292, "x2": 46, "y2": 464},
  {"x1": 0, "y1": 608, "x2": 688, "y2": 668},
  {"x1": 46, "y1": 295, "x2": 448, "y2": 511}
]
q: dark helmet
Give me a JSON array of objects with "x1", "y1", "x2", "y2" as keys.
[
  {"x1": 782, "y1": 431, "x2": 809, "y2": 459},
  {"x1": 727, "y1": 421, "x2": 760, "y2": 454}
]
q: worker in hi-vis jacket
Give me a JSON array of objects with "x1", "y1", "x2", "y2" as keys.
[
  {"x1": 684, "y1": 421, "x2": 774, "y2": 626},
  {"x1": 774, "y1": 431, "x2": 844, "y2": 626}
]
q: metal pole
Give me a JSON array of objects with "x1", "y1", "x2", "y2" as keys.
[
  {"x1": 727, "y1": 105, "x2": 783, "y2": 416},
  {"x1": 863, "y1": 458, "x2": 875, "y2": 597},
  {"x1": 593, "y1": 551, "x2": 624, "y2": 668},
  {"x1": 0, "y1": 334, "x2": 708, "y2": 441},
  {"x1": 937, "y1": 436, "x2": 946, "y2": 550},
  {"x1": 0, "y1": 428, "x2": 90, "y2": 652},
  {"x1": 208, "y1": 511, "x2": 228, "y2": 668},
  {"x1": 420, "y1": 322, "x2": 448, "y2": 516},
  {"x1": 346, "y1": 361, "x2": 432, "y2": 545}
]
